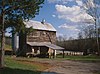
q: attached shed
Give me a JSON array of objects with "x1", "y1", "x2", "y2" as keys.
[{"x1": 27, "y1": 42, "x2": 64, "y2": 58}]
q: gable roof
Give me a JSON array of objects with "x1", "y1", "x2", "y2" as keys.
[{"x1": 24, "y1": 20, "x2": 56, "y2": 32}]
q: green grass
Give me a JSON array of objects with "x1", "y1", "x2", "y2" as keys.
[
  {"x1": 0, "y1": 67, "x2": 41, "y2": 74},
  {"x1": 0, "y1": 56, "x2": 51, "y2": 74},
  {"x1": 4, "y1": 44, "x2": 12, "y2": 51},
  {"x1": 0, "y1": 42, "x2": 12, "y2": 51},
  {"x1": 0, "y1": 55, "x2": 100, "y2": 74},
  {"x1": 5, "y1": 56, "x2": 38, "y2": 70},
  {"x1": 56, "y1": 55, "x2": 100, "y2": 62}
]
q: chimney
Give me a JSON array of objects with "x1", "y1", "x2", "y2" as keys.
[{"x1": 41, "y1": 19, "x2": 45, "y2": 24}]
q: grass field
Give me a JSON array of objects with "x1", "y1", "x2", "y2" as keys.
[
  {"x1": 0, "y1": 48, "x2": 99, "y2": 74},
  {"x1": 56, "y1": 55, "x2": 100, "y2": 62},
  {"x1": 0, "y1": 55, "x2": 100, "y2": 74},
  {"x1": 0, "y1": 56, "x2": 51, "y2": 74}
]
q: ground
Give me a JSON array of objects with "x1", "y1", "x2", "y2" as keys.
[
  {"x1": 13, "y1": 56, "x2": 100, "y2": 74},
  {"x1": 40, "y1": 59, "x2": 100, "y2": 74},
  {"x1": 0, "y1": 56, "x2": 100, "y2": 74}
]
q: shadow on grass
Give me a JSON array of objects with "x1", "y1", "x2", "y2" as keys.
[
  {"x1": 0, "y1": 67, "x2": 40, "y2": 74},
  {"x1": 0, "y1": 67, "x2": 57, "y2": 74}
]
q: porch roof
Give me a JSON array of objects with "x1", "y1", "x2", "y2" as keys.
[{"x1": 27, "y1": 42, "x2": 64, "y2": 50}]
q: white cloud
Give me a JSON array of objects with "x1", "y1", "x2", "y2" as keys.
[
  {"x1": 5, "y1": 32, "x2": 11, "y2": 37},
  {"x1": 58, "y1": 23, "x2": 80, "y2": 31},
  {"x1": 55, "y1": 4, "x2": 93, "y2": 23},
  {"x1": 5, "y1": 27, "x2": 12, "y2": 37},
  {"x1": 48, "y1": 0, "x2": 59, "y2": 3},
  {"x1": 48, "y1": 0, "x2": 84, "y2": 5},
  {"x1": 56, "y1": 32, "x2": 64, "y2": 37},
  {"x1": 76, "y1": 0, "x2": 83, "y2": 6},
  {"x1": 47, "y1": 0, "x2": 74, "y2": 4},
  {"x1": 52, "y1": 15, "x2": 56, "y2": 17}
]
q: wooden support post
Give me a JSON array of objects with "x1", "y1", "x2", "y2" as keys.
[
  {"x1": 63, "y1": 50, "x2": 64, "y2": 58},
  {"x1": 48, "y1": 48, "x2": 51, "y2": 59},
  {"x1": 53, "y1": 50, "x2": 56, "y2": 58},
  {"x1": 55, "y1": 50, "x2": 56, "y2": 58}
]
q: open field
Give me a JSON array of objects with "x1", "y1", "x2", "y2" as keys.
[
  {"x1": 56, "y1": 55, "x2": 100, "y2": 61},
  {"x1": 0, "y1": 56, "x2": 52, "y2": 74},
  {"x1": 0, "y1": 56, "x2": 100, "y2": 74},
  {"x1": 27, "y1": 55, "x2": 100, "y2": 74}
]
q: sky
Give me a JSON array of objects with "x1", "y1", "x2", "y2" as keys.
[
  {"x1": 5, "y1": 0, "x2": 95, "y2": 39},
  {"x1": 33, "y1": 0, "x2": 93, "y2": 39}
]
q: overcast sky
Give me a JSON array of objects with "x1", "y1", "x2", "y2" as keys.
[{"x1": 33, "y1": 0, "x2": 93, "y2": 39}]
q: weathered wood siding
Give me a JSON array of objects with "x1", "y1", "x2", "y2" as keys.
[{"x1": 27, "y1": 30, "x2": 56, "y2": 44}]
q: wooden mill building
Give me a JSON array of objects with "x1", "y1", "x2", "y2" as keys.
[{"x1": 14, "y1": 20, "x2": 64, "y2": 58}]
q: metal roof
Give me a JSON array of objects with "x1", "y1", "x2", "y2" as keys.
[
  {"x1": 24, "y1": 20, "x2": 56, "y2": 32},
  {"x1": 27, "y1": 42, "x2": 64, "y2": 50}
]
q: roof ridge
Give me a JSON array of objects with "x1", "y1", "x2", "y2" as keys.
[{"x1": 24, "y1": 20, "x2": 56, "y2": 32}]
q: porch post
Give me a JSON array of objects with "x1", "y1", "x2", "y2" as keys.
[
  {"x1": 53, "y1": 50, "x2": 56, "y2": 58},
  {"x1": 54, "y1": 50, "x2": 56, "y2": 58},
  {"x1": 63, "y1": 50, "x2": 64, "y2": 58}
]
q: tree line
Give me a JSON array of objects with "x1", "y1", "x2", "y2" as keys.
[
  {"x1": 57, "y1": 0, "x2": 100, "y2": 55},
  {"x1": 57, "y1": 25, "x2": 100, "y2": 55}
]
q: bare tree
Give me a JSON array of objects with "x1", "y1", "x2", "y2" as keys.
[
  {"x1": 83, "y1": 0, "x2": 100, "y2": 55},
  {"x1": 82, "y1": 25, "x2": 95, "y2": 39},
  {"x1": 78, "y1": 32, "x2": 83, "y2": 39}
]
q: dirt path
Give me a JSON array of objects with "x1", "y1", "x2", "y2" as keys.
[
  {"x1": 39, "y1": 59, "x2": 100, "y2": 74},
  {"x1": 14, "y1": 57, "x2": 100, "y2": 74}
]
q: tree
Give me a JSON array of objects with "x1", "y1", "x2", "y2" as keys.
[
  {"x1": 81, "y1": 25, "x2": 95, "y2": 39},
  {"x1": 78, "y1": 25, "x2": 97, "y2": 55},
  {"x1": 0, "y1": 0, "x2": 44, "y2": 68},
  {"x1": 83, "y1": 0, "x2": 100, "y2": 55}
]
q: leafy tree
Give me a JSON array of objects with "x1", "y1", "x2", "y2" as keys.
[{"x1": 0, "y1": 0, "x2": 44, "y2": 68}]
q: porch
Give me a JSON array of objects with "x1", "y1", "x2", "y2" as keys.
[{"x1": 26, "y1": 42, "x2": 65, "y2": 58}]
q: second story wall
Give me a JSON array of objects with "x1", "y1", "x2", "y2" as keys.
[{"x1": 27, "y1": 30, "x2": 56, "y2": 44}]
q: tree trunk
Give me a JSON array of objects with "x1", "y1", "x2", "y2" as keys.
[
  {"x1": 0, "y1": 14, "x2": 5, "y2": 68},
  {"x1": 0, "y1": 31, "x2": 5, "y2": 68},
  {"x1": 96, "y1": 29, "x2": 100, "y2": 56},
  {"x1": 0, "y1": 0, "x2": 5, "y2": 67},
  {"x1": 97, "y1": 34, "x2": 100, "y2": 56},
  {"x1": 94, "y1": 18, "x2": 100, "y2": 56}
]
